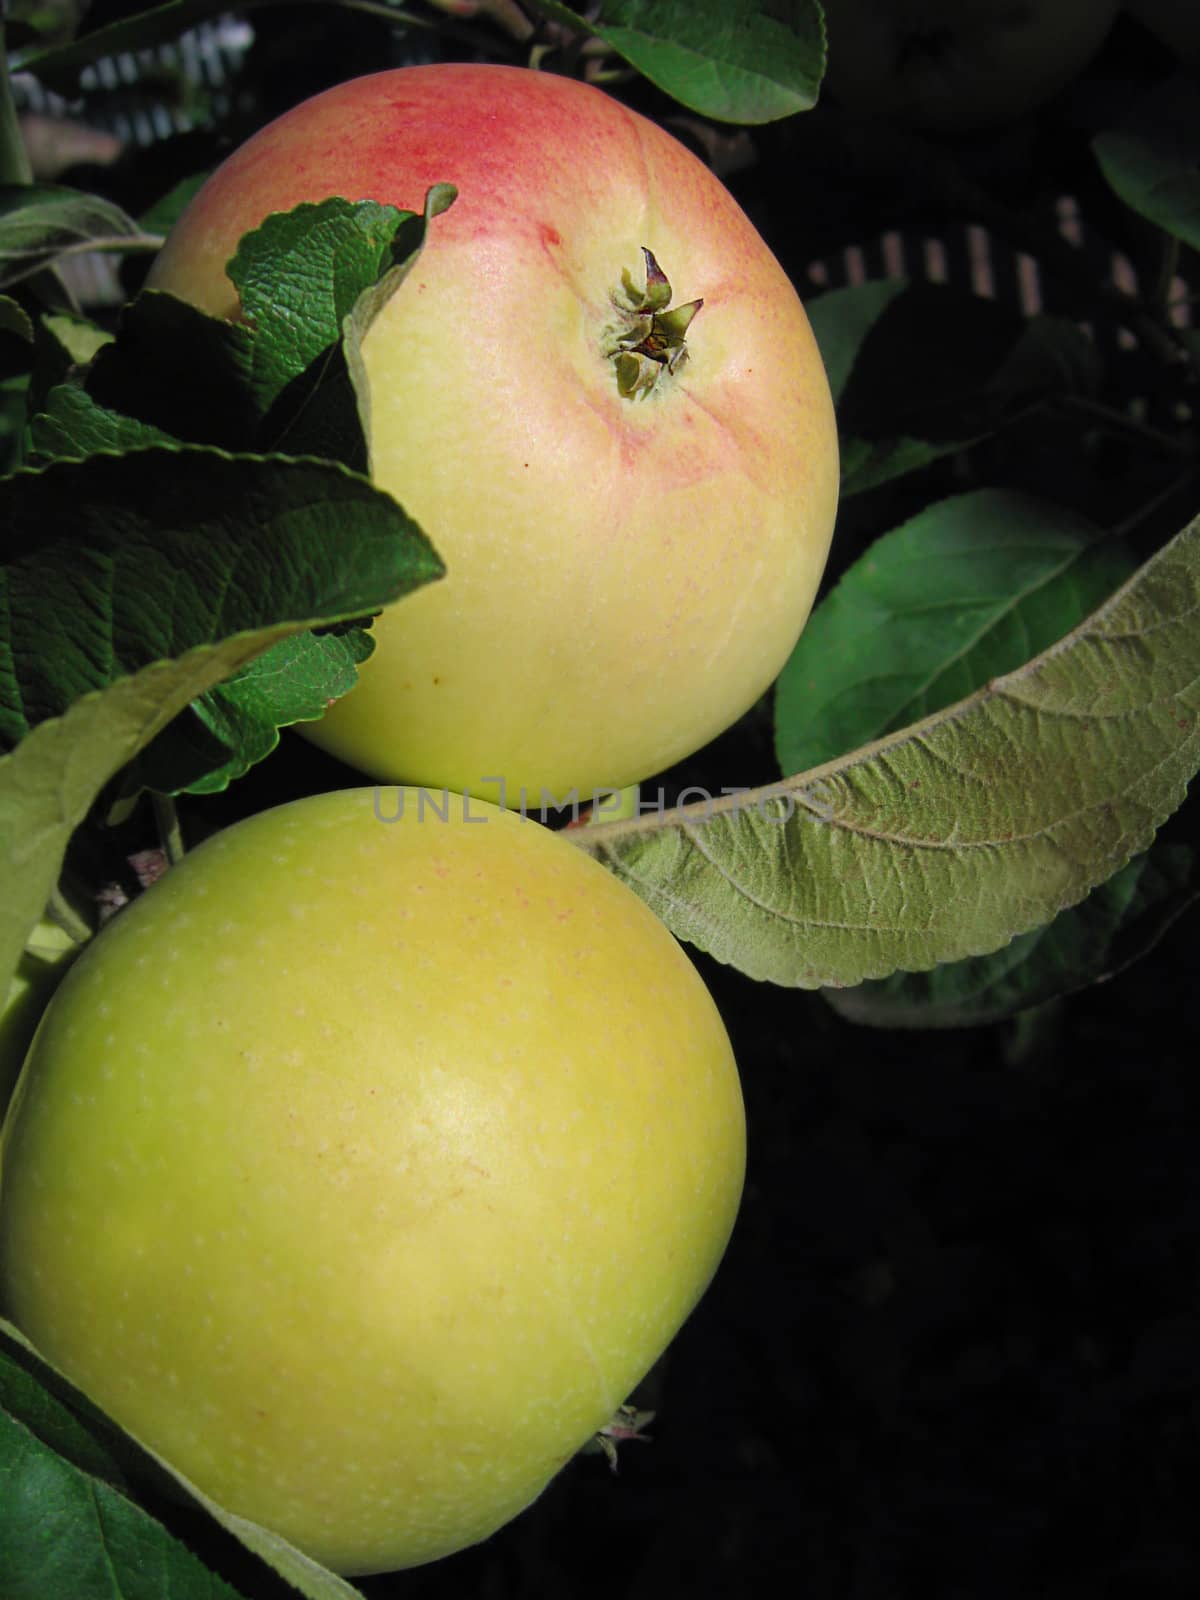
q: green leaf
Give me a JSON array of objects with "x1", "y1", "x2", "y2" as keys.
[
  {"x1": 3, "y1": 0, "x2": 82, "y2": 44},
  {"x1": 24, "y1": 309, "x2": 114, "y2": 424},
  {"x1": 0, "y1": 376, "x2": 30, "y2": 477},
  {"x1": 29, "y1": 382, "x2": 177, "y2": 461},
  {"x1": 0, "y1": 644, "x2": 327, "y2": 1056},
  {"x1": 0, "y1": 445, "x2": 443, "y2": 989},
  {"x1": 774, "y1": 488, "x2": 1142, "y2": 1023},
  {"x1": 201, "y1": 628, "x2": 374, "y2": 772},
  {"x1": 807, "y1": 282, "x2": 1096, "y2": 496},
  {"x1": 0, "y1": 295, "x2": 33, "y2": 345},
  {"x1": 226, "y1": 197, "x2": 413, "y2": 466},
  {"x1": 139, "y1": 170, "x2": 211, "y2": 238},
  {"x1": 39, "y1": 311, "x2": 113, "y2": 369},
  {"x1": 531, "y1": 0, "x2": 825, "y2": 123},
  {"x1": 233, "y1": 187, "x2": 456, "y2": 463},
  {"x1": 824, "y1": 840, "x2": 1200, "y2": 1028},
  {"x1": 988, "y1": 315, "x2": 1102, "y2": 409},
  {"x1": 0, "y1": 445, "x2": 443, "y2": 776},
  {"x1": 774, "y1": 490, "x2": 1136, "y2": 775},
  {"x1": 142, "y1": 627, "x2": 376, "y2": 796},
  {"x1": 1093, "y1": 74, "x2": 1200, "y2": 251},
  {"x1": 1, "y1": 1331, "x2": 132, "y2": 1493},
  {"x1": 572, "y1": 515, "x2": 1200, "y2": 988},
  {"x1": 0, "y1": 656, "x2": 275, "y2": 1045},
  {"x1": 0, "y1": 184, "x2": 157, "y2": 291},
  {"x1": 0, "y1": 1387, "x2": 249, "y2": 1598},
  {"x1": 809, "y1": 277, "x2": 907, "y2": 400},
  {"x1": 81, "y1": 290, "x2": 261, "y2": 452},
  {"x1": 76, "y1": 191, "x2": 454, "y2": 472}
]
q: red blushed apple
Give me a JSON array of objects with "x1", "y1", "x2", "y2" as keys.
[{"x1": 147, "y1": 64, "x2": 839, "y2": 805}]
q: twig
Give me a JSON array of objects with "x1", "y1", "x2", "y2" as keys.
[
  {"x1": 152, "y1": 791, "x2": 186, "y2": 868},
  {"x1": 1055, "y1": 394, "x2": 1198, "y2": 461},
  {"x1": 0, "y1": 7, "x2": 34, "y2": 187}
]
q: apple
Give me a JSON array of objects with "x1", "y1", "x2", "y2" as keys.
[
  {"x1": 0, "y1": 787, "x2": 745, "y2": 1574},
  {"x1": 145, "y1": 64, "x2": 839, "y2": 807},
  {"x1": 821, "y1": 0, "x2": 1121, "y2": 130},
  {"x1": 1123, "y1": 0, "x2": 1200, "y2": 63}
]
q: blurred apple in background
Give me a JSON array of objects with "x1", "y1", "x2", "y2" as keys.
[{"x1": 821, "y1": 0, "x2": 1121, "y2": 129}]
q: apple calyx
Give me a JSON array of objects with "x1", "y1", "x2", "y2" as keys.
[
  {"x1": 606, "y1": 247, "x2": 702, "y2": 400},
  {"x1": 591, "y1": 1403, "x2": 657, "y2": 1473}
]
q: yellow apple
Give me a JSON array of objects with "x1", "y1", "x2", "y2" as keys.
[
  {"x1": 0, "y1": 787, "x2": 744, "y2": 1574},
  {"x1": 821, "y1": 0, "x2": 1121, "y2": 130},
  {"x1": 146, "y1": 64, "x2": 839, "y2": 807}
]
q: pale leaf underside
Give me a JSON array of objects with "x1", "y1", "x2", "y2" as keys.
[{"x1": 574, "y1": 518, "x2": 1200, "y2": 988}]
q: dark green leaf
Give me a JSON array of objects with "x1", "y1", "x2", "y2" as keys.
[
  {"x1": 25, "y1": 309, "x2": 113, "y2": 421},
  {"x1": 3, "y1": 0, "x2": 82, "y2": 46},
  {"x1": 0, "y1": 376, "x2": 30, "y2": 477},
  {"x1": 824, "y1": 842, "x2": 1200, "y2": 1028},
  {"x1": 141, "y1": 627, "x2": 376, "y2": 795},
  {"x1": 1093, "y1": 74, "x2": 1200, "y2": 251},
  {"x1": 38, "y1": 311, "x2": 112, "y2": 369},
  {"x1": 775, "y1": 490, "x2": 1136, "y2": 775},
  {"x1": 985, "y1": 315, "x2": 1101, "y2": 409},
  {"x1": 139, "y1": 171, "x2": 211, "y2": 238},
  {"x1": 0, "y1": 1322, "x2": 366, "y2": 1600},
  {"x1": 78, "y1": 193, "x2": 454, "y2": 472},
  {"x1": 0, "y1": 449, "x2": 440, "y2": 1027},
  {"x1": 29, "y1": 382, "x2": 177, "y2": 461},
  {"x1": 807, "y1": 282, "x2": 1094, "y2": 496},
  {"x1": 1, "y1": 1325, "x2": 128, "y2": 1490},
  {"x1": 0, "y1": 296, "x2": 34, "y2": 344},
  {"x1": 226, "y1": 197, "x2": 411, "y2": 466},
  {"x1": 809, "y1": 277, "x2": 906, "y2": 401},
  {"x1": 84, "y1": 289, "x2": 260, "y2": 451},
  {"x1": 531, "y1": 0, "x2": 825, "y2": 123},
  {"x1": 0, "y1": 446, "x2": 443, "y2": 759},
  {"x1": 0, "y1": 1333, "x2": 250, "y2": 1600}
]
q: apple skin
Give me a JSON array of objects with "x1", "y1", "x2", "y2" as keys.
[
  {"x1": 145, "y1": 64, "x2": 839, "y2": 806},
  {"x1": 0, "y1": 788, "x2": 745, "y2": 1574},
  {"x1": 821, "y1": 0, "x2": 1121, "y2": 130}
]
